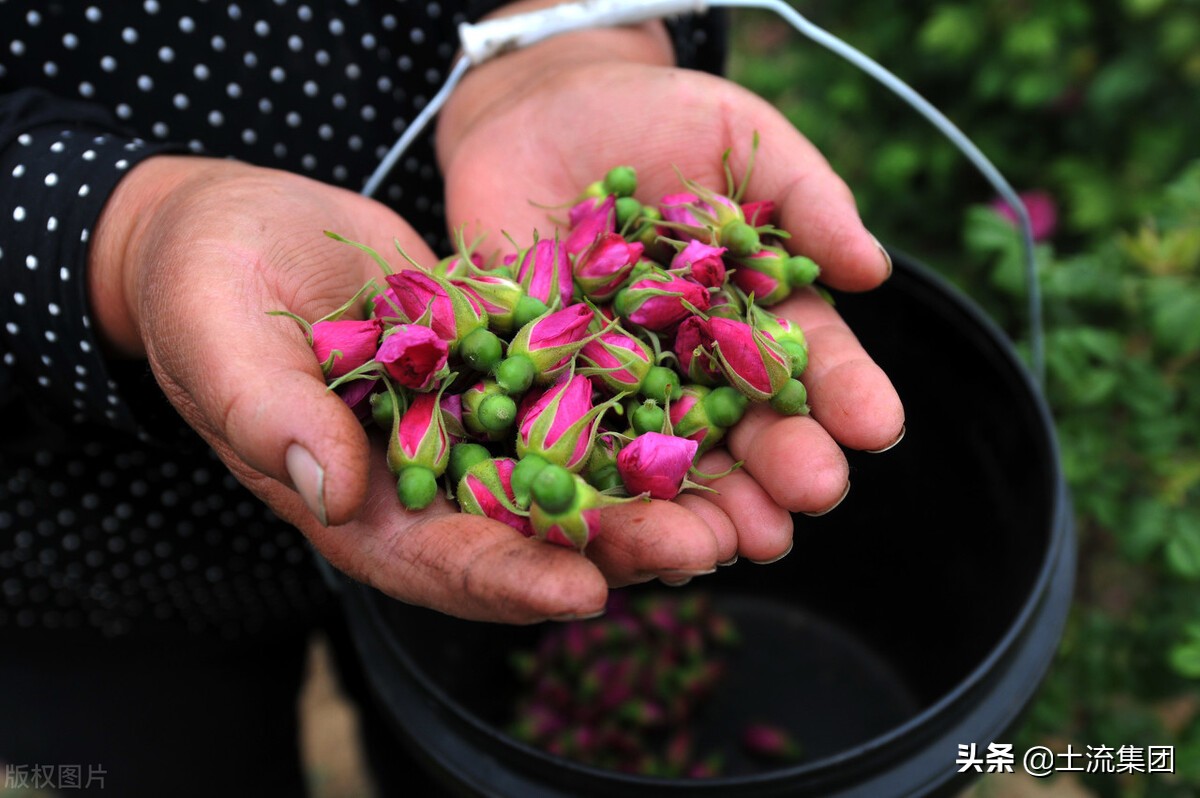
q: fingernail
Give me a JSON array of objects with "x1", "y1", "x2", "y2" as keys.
[
  {"x1": 871, "y1": 234, "x2": 893, "y2": 279},
  {"x1": 748, "y1": 540, "x2": 793, "y2": 565},
  {"x1": 550, "y1": 608, "x2": 606, "y2": 622},
  {"x1": 802, "y1": 481, "x2": 850, "y2": 517},
  {"x1": 286, "y1": 443, "x2": 327, "y2": 526},
  {"x1": 717, "y1": 555, "x2": 739, "y2": 567},
  {"x1": 659, "y1": 567, "x2": 717, "y2": 579},
  {"x1": 866, "y1": 424, "x2": 906, "y2": 454},
  {"x1": 660, "y1": 576, "x2": 692, "y2": 588}
]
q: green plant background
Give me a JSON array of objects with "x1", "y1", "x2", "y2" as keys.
[{"x1": 727, "y1": 1, "x2": 1200, "y2": 795}]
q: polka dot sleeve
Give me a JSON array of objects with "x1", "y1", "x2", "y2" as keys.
[{"x1": 1, "y1": 89, "x2": 186, "y2": 432}]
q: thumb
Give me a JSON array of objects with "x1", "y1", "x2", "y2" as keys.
[{"x1": 142, "y1": 229, "x2": 439, "y2": 527}]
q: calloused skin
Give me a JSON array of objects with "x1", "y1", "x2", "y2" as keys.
[{"x1": 87, "y1": 14, "x2": 903, "y2": 624}]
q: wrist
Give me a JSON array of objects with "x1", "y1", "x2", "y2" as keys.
[
  {"x1": 87, "y1": 154, "x2": 201, "y2": 358},
  {"x1": 436, "y1": 0, "x2": 676, "y2": 170}
]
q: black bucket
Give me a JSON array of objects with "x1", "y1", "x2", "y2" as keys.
[{"x1": 332, "y1": 249, "x2": 1076, "y2": 797}]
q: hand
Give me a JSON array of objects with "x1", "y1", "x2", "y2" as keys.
[
  {"x1": 89, "y1": 156, "x2": 620, "y2": 623},
  {"x1": 435, "y1": 16, "x2": 906, "y2": 576}
]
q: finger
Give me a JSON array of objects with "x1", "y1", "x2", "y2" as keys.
[
  {"x1": 717, "y1": 84, "x2": 892, "y2": 292},
  {"x1": 684, "y1": 448, "x2": 793, "y2": 564},
  {"x1": 726, "y1": 402, "x2": 850, "y2": 515},
  {"x1": 673, "y1": 493, "x2": 738, "y2": 565},
  {"x1": 586, "y1": 499, "x2": 722, "y2": 587},
  {"x1": 775, "y1": 289, "x2": 906, "y2": 452}
]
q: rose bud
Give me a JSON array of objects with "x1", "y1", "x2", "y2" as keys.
[
  {"x1": 577, "y1": 330, "x2": 653, "y2": 394},
  {"x1": 434, "y1": 249, "x2": 485, "y2": 280},
  {"x1": 706, "y1": 285, "x2": 746, "y2": 321},
  {"x1": 612, "y1": 268, "x2": 711, "y2": 331},
  {"x1": 461, "y1": 379, "x2": 518, "y2": 442},
  {"x1": 440, "y1": 392, "x2": 466, "y2": 443},
  {"x1": 451, "y1": 271, "x2": 526, "y2": 334},
  {"x1": 528, "y1": 466, "x2": 609, "y2": 551},
  {"x1": 573, "y1": 231, "x2": 644, "y2": 302},
  {"x1": 375, "y1": 323, "x2": 448, "y2": 391},
  {"x1": 582, "y1": 432, "x2": 622, "y2": 492},
  {"x1": 669, "y1": 240, "x2": 727, "y2": 289},
  {"x1": 456, "y1": 457, "x2": 533, "y2": 537},
  {"x1": 517, "y1": 372, "x2": 624, "y2": 472},
  {"x1": 336, "y1": 378, "x2": 381, "y2": 423},
  {"x1": 311, "y1": 318, "x2": 383, "y2": 379},
  {"x1": 383, "y1": 269, "x2": 488, "y2": 354},
  {"x1": 616, "y1": 431, "x2": 699, "y2": 500},
  {"x1": 740, "y1": 722, "x2": 804, "y2": 763},
  {"x1": 386, "y1": 391, "x2": 451, "y2": 511},
  {"x1": 447, "y1": 442, "x2": 491, "y2": 489},
  {"x1": 730, "y1": 245, "x2": 820, "y2": 305},
  {"x1": 564, "y1": 194, "x2": 617, "y2": 258},
  {"x1": 516, "y1": 237, "x2": 574, "y2": 310},
  {"x1": 658, "y1": 191, "x2": 711, "y2": 235},
  {"x1": 748, "y1": 304, "x2": 809, "y2": 377},
  {"x1": 709, "y1": 317, "x2": 792, "y2": 402},
  {"x1": 669, "y1": 384, "x2": 726, "y2": 455},
  {"x1": 741, "y1": 199, "x2": 776, "y2": 227},
  {"x1": 502, "y1": 303, "x2": 598, "y2": 388},
  {"x1": 672, "y1": 315, "x2": 721, "y2": 386}
]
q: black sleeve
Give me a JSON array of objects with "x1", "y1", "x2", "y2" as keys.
[{"x1": 0, "y1": 88, "x2": 188, "y2": 440}]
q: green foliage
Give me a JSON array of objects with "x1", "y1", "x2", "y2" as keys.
[{"x1": 731, "y1": 3, "x2": 1200, "y2": 793}]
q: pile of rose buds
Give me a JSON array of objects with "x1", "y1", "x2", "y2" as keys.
[
  {"x1": 505, "y1": 591, "x2": 805, "y2": 776},
  {"x1": 282, "y1": 136, "x2": 819, "y2": 551}
]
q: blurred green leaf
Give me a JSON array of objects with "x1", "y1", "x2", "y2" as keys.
[
  {"x1": 1166, "y1": 513, "x2": 1200, "y2": 579},
  {"x1": 1144, "y1": 279, "x2": 1200, "y2": 355},
  {"x1": 917, "y1": 5, "x2": 983, "y2": 61}
]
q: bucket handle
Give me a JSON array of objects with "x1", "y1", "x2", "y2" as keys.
[{"x1": 361, "y1": 0, "x2": 1045, "y2": 387}]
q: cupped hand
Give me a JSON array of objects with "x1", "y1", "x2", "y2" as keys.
[
  {"x1": 436, "y1": 34, "x2": 906, "y2": 575},
  {"x1": 88, "y1": 155, "x2": 618, "y2": 623}
]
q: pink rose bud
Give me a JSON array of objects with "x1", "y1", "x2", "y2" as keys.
[
  {"x1": 528, "y1": 471, "x2": 606, "y2": 551},
  {"x1": 990, "y1": 189, "x2": 1057, "y2": 242},
  {"x1": 741, "y1": 722, "x2": 804, "y2": 762},
  {"x1": 517, "y1": 373, "x2": 622, "y2": 472},
  {"x1": 710, "y1": 317, "x2": 792, "y2": 402},
  {"x1": 729, "y1": 245, "x2": 791, "y2": 306},
  {"x1": 573, "y1": 232, "x2": 644, "y2": 301},
  {"x1": 707, "y1": 285, "x2": 747, "y2": 320},
  {"x1": 375, "y1": 323, "x2": 448, "y2": 391},
  {"x1": 748, "y1": 304, "x2": 808, "y2": 377},
  {"x1": 672, "y1": 315, "x2": 721, "y2": 386},
  {"x1": 612, "y1": 268, "x2": 711, "y2": 331},
  {"x1": 659, "y1": 190, "x2": 742, "y2": 242},
  {"x1": 383, "y1": 269, "x2": 487, "y2": 353},
  {"x1": 577, "y1": 330, "x2": 653, "y2": 394},
  {"x1": 461, "y1": 379, "x2": 517, "y2": 442},
  {"x1": 451, "y1": 272, "x2": 525, "y2": 334},
  {"x1": 669, "y1": 384, "x2": 727, "y2": 455},
  {"x1": 311, "y1": 318, "x2": 383, "y2": 379},
  {"x1": 741, "y1": 199, "x2": 776, "y2": 227},
  {"x1": 658, "y1": 192, "x2": 709, "y2": 232},
  {"x1": 434, "y1": 250, "x2": 486, "y2": 280},
  {"x1": 336, "y1": 378, "x2": 382, "y2": 423},
  {"x1": 386, "y1": 391, "x2": 450, "y2": 477},
  {"x1": 669, "y1": 240, "x2": 727, "y2": 289},
  {"x1": 456, "y1": 457, "x2": 533, "y2": 537},
  {"x1": 730, "y1": 244, "x2": 820, "y2": 305},
  {"x1": 564, "y1": 194, "x2": 617, "y2": 257},
  {"x1": 505, "y1": 303, "x2": 597, "y2": 386},
  {"x1": 516, "y1": 237, "x2": 574, "y2": 310},
  {"x1": 616, "y1": 431, "x2": 699, "y2": 500},
  {"x1": 441, "y1": 392, "x2": 466, "y2": 444}
]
